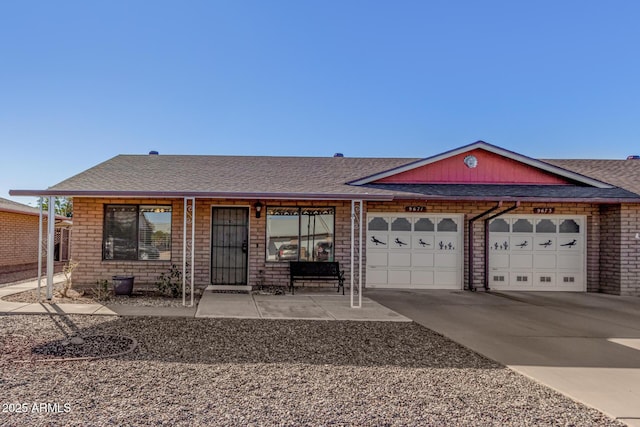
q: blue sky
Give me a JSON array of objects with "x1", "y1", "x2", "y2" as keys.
[{"x1": 2, "y1": 1, "x2": 640, "y2": 204}]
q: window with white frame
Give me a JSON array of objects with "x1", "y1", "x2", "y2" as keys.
[{"x1": 266, "y1": 207, "x2": 335, "y2": 262}]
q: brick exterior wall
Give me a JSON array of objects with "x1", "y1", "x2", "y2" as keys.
[
  {"x1": 71, "y1": 198, "x2": 354, "y2": 290},
  {"x1": 599, "y1": 204, "x2": 640, "y2": 295},
  {"x1": 70, "y1": 197, "x2": 639, "y2": 296},
  {"x1": 0, "y1": 211, "x2": 56, "y2": 283}
]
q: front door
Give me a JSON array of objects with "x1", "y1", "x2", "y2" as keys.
[{"x1": 211, "y1": 207, "x2": 249, "y2": 285}]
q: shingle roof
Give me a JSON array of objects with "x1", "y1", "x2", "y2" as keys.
[
  {"x1": 43, "y1": 155, "x2": 414, "y2": 199},
  {"x1": 545, "y1": 159, "x2": 640, "y2": 195},
  {"x1": 10, "y1": 152, "x2": 640, "y2": 203},
  {"x1": 0, "y1": 197, "x2": 41, "y2": 215},
  {"x1": 363, "y1": 184, "x2": 640, "y2": 201}
]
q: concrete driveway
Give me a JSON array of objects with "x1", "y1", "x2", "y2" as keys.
[{"x1": 367, "y1": 289, "x2": 640, "y2": 427}]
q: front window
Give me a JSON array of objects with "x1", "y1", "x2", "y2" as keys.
[
  {"x1": 266, "y1": 207, "x2": 335, "y2": 262},
  {"x1": 103, "y1": 205, "x2": 172, "y2": 260}
]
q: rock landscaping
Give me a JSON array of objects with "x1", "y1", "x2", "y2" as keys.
[
  {"x1": 0, "y1": 314, "x2": 624, "y2": 426},
  {"x1": 1, "y1": 282, "x2": 203, "y2": 308}
]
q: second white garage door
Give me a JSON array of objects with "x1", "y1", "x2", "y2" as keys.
[
  {"x1": 366, "y1": 213, "x2": 463, "y2": 289},
  {"x1": 488, "y1": 215, "x2": 586, "y2": 291}
]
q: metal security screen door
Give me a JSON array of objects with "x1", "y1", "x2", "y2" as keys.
[{"x1": 211, "y1": 207, "x2": 249, "y2": 285}]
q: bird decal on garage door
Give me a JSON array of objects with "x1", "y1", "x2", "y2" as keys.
[
  {"x1": 370, "y1": 236, "x2": 386, "y2": 246},
  {"x1": 394, "y1": 238, "x2": 407, "y2": 247}
]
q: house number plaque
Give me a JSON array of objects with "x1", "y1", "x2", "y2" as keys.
[
  {"x1": 405, "y1": 206, "x2": 426, "y2": 212},
  {"x1": 533, "y1": 207, "x2": 555, "y2": 214}
]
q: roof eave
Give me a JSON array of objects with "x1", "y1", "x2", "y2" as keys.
[
  {"x1": 10, "y1": 189, "x2": 394, "y2": 201},
  {"x1": 389, "y1": 194, "x2": 640, "y2": 203}
]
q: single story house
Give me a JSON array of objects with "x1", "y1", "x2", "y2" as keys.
[
  {"x1": 0, "y1": 197, "x2": 70, "y2": 284},
  {"x1": 10, "y1": 141, "x2": 640, "y2": 298}
]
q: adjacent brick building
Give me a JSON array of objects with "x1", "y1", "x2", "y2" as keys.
[
  {"x1": 0, "y1": 197, "x2": 69, "y2": 283},
  {"x1": 10, "y1": 141, "x2": 640, "y2": 296}
]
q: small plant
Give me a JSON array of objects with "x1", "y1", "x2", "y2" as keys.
[
  {"x1": 156, "y1": 264, "x2": 183, "y2": 298},
  {"x1": 59, "y1": 260, "x2": 79, "y2": 298},
  {"x1": 93, "y1": 279, "x2": 111, "y2": 301}
]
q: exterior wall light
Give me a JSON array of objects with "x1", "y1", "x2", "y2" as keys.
[{"x1": 254, "y1": 201, "x2": 263, "y2": 218}]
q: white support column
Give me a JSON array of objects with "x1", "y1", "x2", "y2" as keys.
[
  {"x1": 37, "y1": 197, "x2": 43, "y2": 301},
  {"x1": 350, "y1": 200, "x2": 363, "y2": 308},
  {"x1": 183, "y1": 197, "x2": 195, "y2": 306},
  {"x1": 46, "y1": 196, "x2": 55, "y2": 300},
  {"x1": 357, "y1": 200, "x2": 363, "y2": 308}
]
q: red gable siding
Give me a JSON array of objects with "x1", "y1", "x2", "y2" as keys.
[{"x1": 375, "y1": 149, "x2": 571, "y2": 185}]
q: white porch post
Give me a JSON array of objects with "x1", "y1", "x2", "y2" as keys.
[
  {"x1": 183, "y1": 197, "x2": 195, "y2": 307},
  {"x1": 37, "y1": 197, "x2": 43, "y2": 301},
  {"x1": 350, "y1": 199, "x2": 363, "y2": 308},
  {"x1": 46, "y1": 196, "x2": 55, "y2": 300}
]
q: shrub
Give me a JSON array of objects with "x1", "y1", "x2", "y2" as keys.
[
  {"x1": 156, "y1": 264, "x2": 183, "y2": 298},
  {"x1": 93, "y1": 279, "x2": 111, "y2": 301}
]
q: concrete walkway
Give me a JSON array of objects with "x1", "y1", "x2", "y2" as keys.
[
  {"x1": 0, "y1": 276, "x2": 118, "y2": 315},
  {"x1": 195, "y1": 291, "x2": 411, "y2": 321},
  {"x1": 367, "y1": 289, "x2": 640, "y2": 427},
  {"x1": 0, "y1": 278, "x2": 409, "y2": 322}
]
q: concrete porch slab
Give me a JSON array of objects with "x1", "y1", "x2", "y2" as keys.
[
  {"x1": 310, "y1": 296, "x2": 411, "y2": 322},
  {"x1": 254, "y1": 296, "x2": 333, "y2": 320},
  {"x1": 195, "y1": 292, "x2": 260, "y2": 318}
]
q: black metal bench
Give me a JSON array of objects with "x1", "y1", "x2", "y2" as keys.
[{"x1": 289, "y1": 261, "x2": 345, "y2": 295}]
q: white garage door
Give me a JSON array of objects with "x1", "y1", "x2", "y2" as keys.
[
  {"x1": 366, "y1": 213, "x2": 463, "y2": 289},
  {"x1": 488, "y1": 215, "x2": 586, "y2": 291}
]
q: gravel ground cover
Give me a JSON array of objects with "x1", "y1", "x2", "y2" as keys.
[
  {"x1": 2, "y1": 283, "x2": 202, "y2": 307},
  {"x1": 0, "y1": 314, "x2": 623, "y2": 426}
]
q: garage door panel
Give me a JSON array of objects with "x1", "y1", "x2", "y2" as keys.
[
  {"x1": 558, "y1": 237, "x2": 582, "y2": 251},
  {"x1": 489, "y1": 272, "x2": 508, "y2": 287},
  {"x1": 411, "y1": 270, "x2": 434, "y2": 285},
  {"x1": 558, "y1": 272, "x2": 582, "y2": 288},
  {"x1": 510, "y1": 272, "x2": 533, "y2": 287},
  {"x1": 390, "y1": 234, "x2": 412, "y2": 249},
  {"x1": 535, "y1": 272, "x2": 557, "y2": 287},
  {"x1": 368, "y1": 233, "x2": 389, "y2": 249},
  {"x1": 510, "y1": 253, "x2": 533, "y2": 269},
  {"x1": 534, "y1": 236, "x2": 556, "y2": 250},
  {"x1": 411, "y1": 252, "x2": 434, "y2": 267},
  {"x1": 490, "y1": 253, "x2": 509, "y2": 268},
  {"x1": 388, "y1": 270, "x2": 411, "y2": 285},
  {"x1": 412, "y1": 235, "x2": 434, "y2": 250},
  {"x1": 489, "y1": 236, "x2": 510, "y2": 252},
  {"x1": 368, "y1": 251, "x2": 388, "y2": 267},
  {"x1": 557, "y1": 254, "x2": 582, "y2": 270},
  {"x1": 390, "y1": 217, "x2": 412, "y2": 232},
  {"x1": 435, "y1": 270, "x2": 459, "y2": 287},
  {"x1": 435, "y1": 253, "x2": 458, "y2": 268},
  {"x1": 389, "y1": 252, "x2": 411, "y2": 267},
  {"x1": 436, "y1": 238, "x2": 457, "y2": 251},
  {"x1": 366, "y1": 268, "x2": 388, "y2": 285},
  {"x1": 511, "y1": 236, "x2": 533, "y2": 250},
  {"x1": 534, "y1": 254, "x2": 557, "y2": 269}
]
